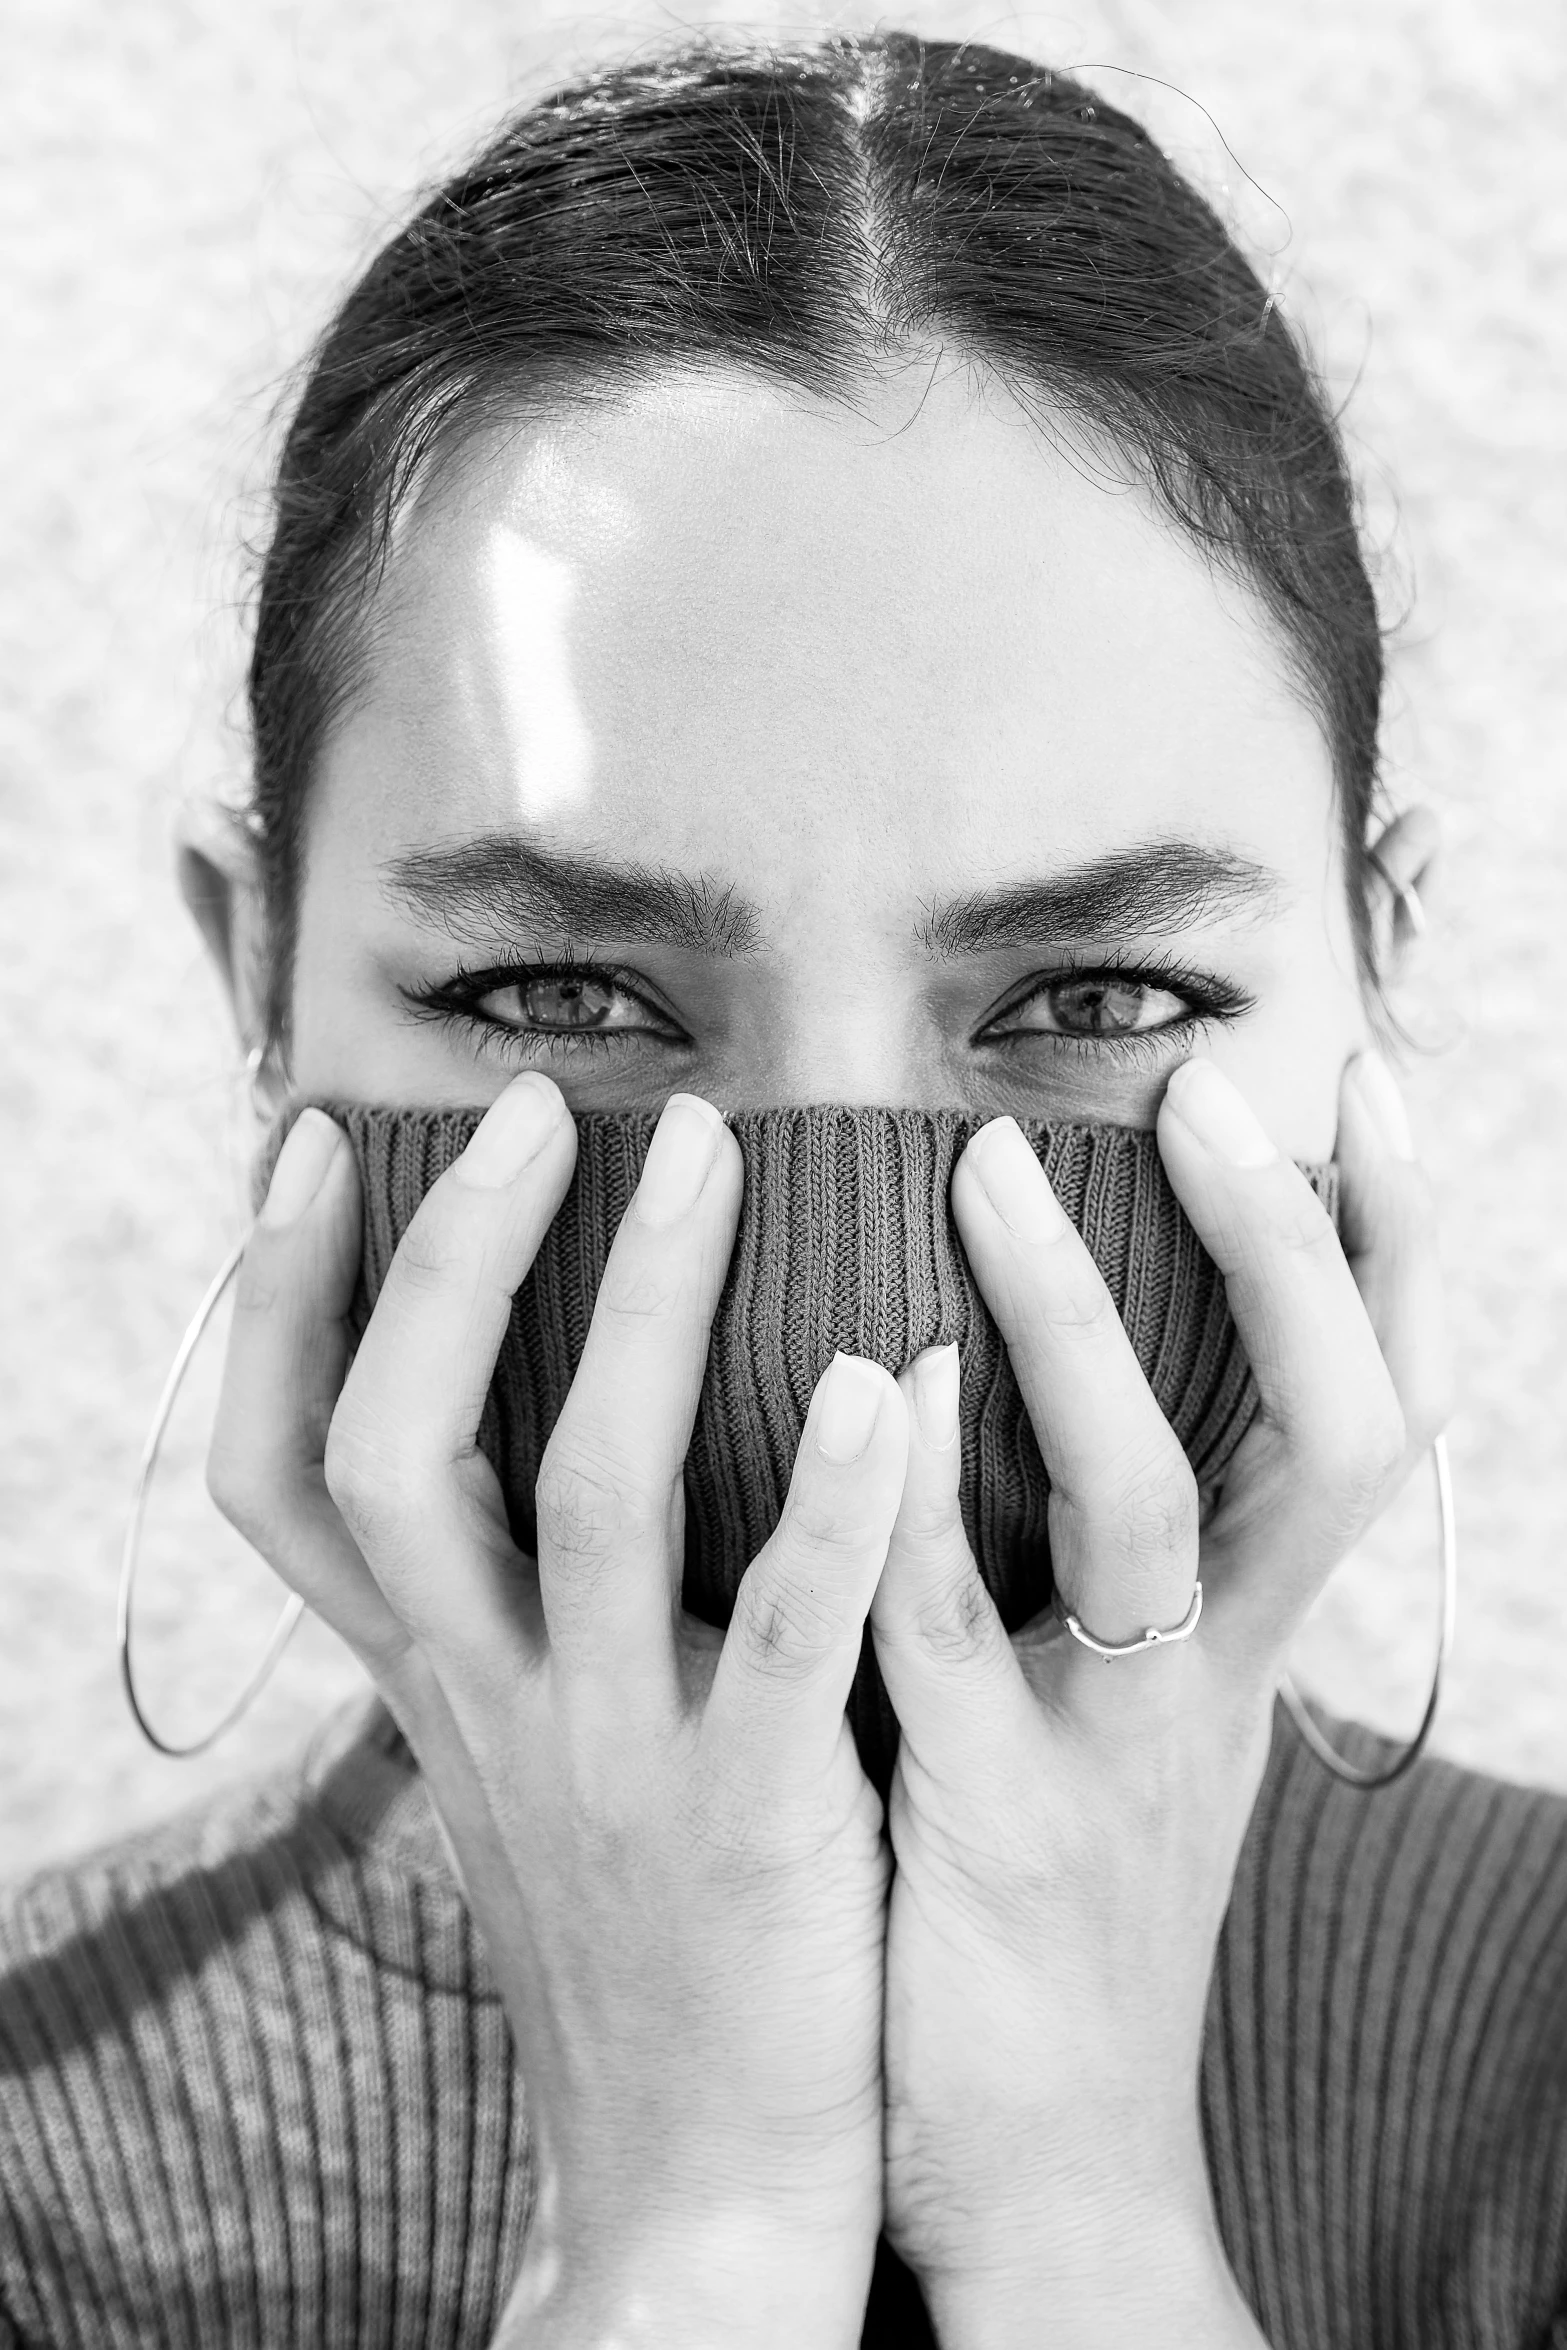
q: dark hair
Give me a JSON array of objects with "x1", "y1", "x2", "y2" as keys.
[{"x1": 248, "y1": 31, "x2": 1383, "y2": 1048}]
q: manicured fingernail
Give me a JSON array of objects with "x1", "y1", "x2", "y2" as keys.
[
  {"x1": 969, "y1": 1118, "x2": 1068, "y2": 1242},
  {"x1": 909, "y1": 1345, "x2": 960, "y2": 1451},
  {"x1": 634, "y1": 1095, "x2": 724, "y2": 1229},
  {"x1": 815, "y1": 1352, "x2": 886, "y2": 1465},
  {"x1": 454, "y1": 1073, "x2": 563, "y2": 1188},
  {"x1": 1351, "y1": 1053, "x2": 1415, "y2": 1161},
  {"x1": 259, "y1": 1110, "x2": 341, "y2": 1228},
  {"x1": 1165, "y1": 1060, "x2": 1277, "y2": 1168}
]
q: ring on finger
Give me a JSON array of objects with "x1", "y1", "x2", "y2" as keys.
[{"x1": 1052, "y1": 1580, "x2": 1204, "y2": 1662}]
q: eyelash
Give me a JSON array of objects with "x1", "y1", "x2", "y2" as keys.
[
  {"x1": 977, "y1": 951, "x2": 1256, "y2": 1066},
  {"x1": 402, "y1": 952, "x2": 685, "y2": 1060},
  {"x1": 403, "y1": 949, "x2": 1256, "y2": 1063}
]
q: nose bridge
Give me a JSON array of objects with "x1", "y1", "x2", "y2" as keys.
[
  {"x1": 709, "y1": 796, "x2": 976, "y2": 1106},
  {"x1": 779, "y1": 1005, "x2": 921, "y2": 1107},
  {"x1": 726, "y1": 923, "x2": 949, "y2": 1108}
]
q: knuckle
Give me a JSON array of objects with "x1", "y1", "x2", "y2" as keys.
[
  {"x1": 231, "y1": 1249, "x2": 285, "y2": 1323},
  {"x1": 388, "y1": 1216, "x2": 466, "y2": 1301},
  {"x1": 910, "y1": 1565, "x2": 996, "y2": 1665},
  {"x1": 1042, "y1": 1259, "x2": 1119, "y2": 1337},
  {"x1": 1104, "y1": 1492, "x2": 1198, "y2": 1581},
  {"x1": 533, "y1": 1443, "x2": 660, "y2": 1564},
  {"x1": 1086, "y1": 1446, "x2": 1199, "y2": 1573},
  {"x1": 1271, "y1": 1187, "x2": 1339, "y2": 1259},
  {"x1": 594, "y1": 1261, "x2": 681, "y2": 1334},
  {"x1": 731, "y1": 1573, "x2": 841, "y2": 1681},
  {"x1": 1347, "y1": 1397, "x2": 1408, "y2": 1496},
  {"x1": 780, "y1": 1491, "x2": 880, "y2": 1565},
  {"x1": 322, "y1": 1409, "x2": 410, "y2": 1538},
  {"x1": 1301, "y1": 1391, "x2": 1407, "y2": 1529}
]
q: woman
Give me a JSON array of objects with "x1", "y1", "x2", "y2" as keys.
[{"x1": 2, "y1": 31, "x2": 1562, "y2": 2349}]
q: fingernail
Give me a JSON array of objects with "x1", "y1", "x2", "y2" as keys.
[
  {"x1": 634, "y1": 1095, "x2": 724, "y2": 1229},
  {"x1": 909, "y1": 1345, "x2": 960, "y2": 1451},
  {"x1": 815, "y1": 1352, "x2": 886, "y2": 1466},
  {"x1": 259, "y1": 1110, "x2": 342, "y2": 1228},
  {"x1": 454, "y1": 1074, "x2": 563, "y2": 1188},
  {"x1": 1165, "y1": 1060, "x2": 1278, "y2": 1168},
  {"x1": 969, "y1": 1118, "x2": 1068, "y2": 1242},
  {"x1": 1351, "y1": 1053, "x2": 1415, "y2": 1161}
]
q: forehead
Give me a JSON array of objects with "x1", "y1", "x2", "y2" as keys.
[{"x1": 327, "y1": 363, "x2": 1335, "y2": 893}]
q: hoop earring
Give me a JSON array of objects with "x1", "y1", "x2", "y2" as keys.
[
  {"x1": 1369, "y1": 851, "x2": 1428, "y2": 942},
  {"x1": 1279, "y1": 1434, "x2": 1456, "y2": 1791},
  {"x1": 118, "y1": 1235, "x2": 305, "y2": 1758},
  {"x1": 243, "y1": 1040, "x2": 275, "y2": 1121}
]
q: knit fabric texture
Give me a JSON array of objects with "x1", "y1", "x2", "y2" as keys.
[
  {"x1": 269, "y1": 1105, "x2": 1336, "y2": 1777},
  {"x1": 1, "y1": 1696, "x2": 1564, "y2": 2348}
]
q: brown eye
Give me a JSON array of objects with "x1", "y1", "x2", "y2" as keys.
[{"x1": 1000, "y1": 975, "x2": 1191, "y2": 1039}]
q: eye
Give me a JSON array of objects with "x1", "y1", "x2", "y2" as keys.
[
  {"x1": 993, "y1": 973, "x2": 1194, "y2": 1040},
  {"x1": 475, "y1": 971, "x2": 665, "y2": 1035},
  {"x1": 402, "y1": 957, "x2": 686, "y2": 1055}
]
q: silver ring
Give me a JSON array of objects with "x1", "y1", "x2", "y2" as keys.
[{"x1": 1053, "y1": 1580, "x2": 1203, "y2": 1662}]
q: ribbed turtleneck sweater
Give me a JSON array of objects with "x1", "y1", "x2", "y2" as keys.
[{"x1": 1, "y1": 1695, "x2": 1564, "y2": 2349}]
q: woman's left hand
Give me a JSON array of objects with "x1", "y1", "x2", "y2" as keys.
[{"x1": 872, "y1": 1053, "x2": 1448, "y2": 2349}]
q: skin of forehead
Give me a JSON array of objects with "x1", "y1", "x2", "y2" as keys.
[{"x1": 297, "y1": 361, "x2": 1367, "y2": 1152}]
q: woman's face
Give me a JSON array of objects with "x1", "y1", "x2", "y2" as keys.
[{"x1": 288, "y1": 363, "x2": 1369, "y2": 1158}]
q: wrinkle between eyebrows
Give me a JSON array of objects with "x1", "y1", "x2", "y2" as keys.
[
  {"x1": 920, "y1": 841, "x2": 1280, "y2": 955},
  {"x1": 382, "y1": 832, "x2": 763, "y2": 956}
]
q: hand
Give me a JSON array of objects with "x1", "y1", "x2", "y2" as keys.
[
  {"x1": 206, "y1": 1079, "x2": 905, "y2": 2350},
  {"x1": 871, "y1": 1054, "x2": 1447, "y2": 2349}
]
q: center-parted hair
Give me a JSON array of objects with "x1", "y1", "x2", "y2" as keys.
[{"x1": 248, "y1": 32, "x2": 1383, "y2": 1045}]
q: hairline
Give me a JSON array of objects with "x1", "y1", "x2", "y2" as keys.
[{"x1": 311, "y1": 338, "x2": 1343, "y2": 821}]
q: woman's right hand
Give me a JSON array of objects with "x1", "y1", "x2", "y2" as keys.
[{"x1": 206, "y1": 1077, "x2": 904, "y2": 2350}]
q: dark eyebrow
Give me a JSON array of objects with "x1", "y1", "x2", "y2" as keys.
[
  {"x1": 382, "y1": 832, "x2": 763, "y2": 957},
  {"x1": 921, "y1": 842, "x2": 1280, "y2": 956}
]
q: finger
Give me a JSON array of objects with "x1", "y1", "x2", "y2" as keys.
[
  {"x1": 533, "y1": 1094, "x2": 742, "y2": 1684},
  {"x1": 1335, "y1": 1054, "x2": 1452, "y2": 1481},
  {"x1": 706, "y1": 1353, "x2": 908, "y2": 1777},
  {"x1": 323, "y1": 1073, "x2": 576, "y2": 1657},
  {"x1": 871, "y1": 1347, "x2": 1034, "y2": 1777},
  {"x1": 207, "y1": 1109, "x2": 405, "y2": 1669},
  {"x1": 952, "y1": 1118, "x2": 1199, "y2": 1652},
  {"x1": 1156, "y1": 1059, "x2": 1406, "y2": 1646}
]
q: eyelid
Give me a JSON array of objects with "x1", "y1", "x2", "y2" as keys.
[
  {"x1": 1001, "y1": 979, "x2": 1185, "y2": 1035},
  {"x1": 403, "y1": 954, "x2": 692, "y2": 1042},
  {"x1": 974, "y1": 950, "x2": 1255, "y2": 1042}
]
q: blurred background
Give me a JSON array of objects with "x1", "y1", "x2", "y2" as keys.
[{"x1": 3, "y1": 0, "x2": 1564, "y2": 1879}]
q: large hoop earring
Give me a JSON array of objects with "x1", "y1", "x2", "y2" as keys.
[
  {"x1": 118, "y1": 1235, "x2": 305, "y2": 1758},
  {"x1": 1279, "y1": 1435, "x2": 1456, "y2": 1791}
]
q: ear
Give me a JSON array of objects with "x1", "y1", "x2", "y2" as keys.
[
  {"x1": 1366, "y1": 802, "x2": 1440, "y2": 970},
  {"x1": 174, "y1": 800, "x2": 286, "y2": 1113}
]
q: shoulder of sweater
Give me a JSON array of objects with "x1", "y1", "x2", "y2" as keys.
[
  {"x1": 1238, "y1": 1702, "x2": 1567, "y2": 2076},
  {"x1": 0, "y1": 1690, "x2": 459, "y2": 1973},
  {"x1": 1207, "y1": 1720, "x2": 1567, "y2": 2333},
  {"x1": 1260, "y1": 1697, "x2": 1567, "y2": 1852}
]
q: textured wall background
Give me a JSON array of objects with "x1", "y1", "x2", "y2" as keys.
[{"x1": 3, "y1": 0, "x2": 1564, "y2": 1879}]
